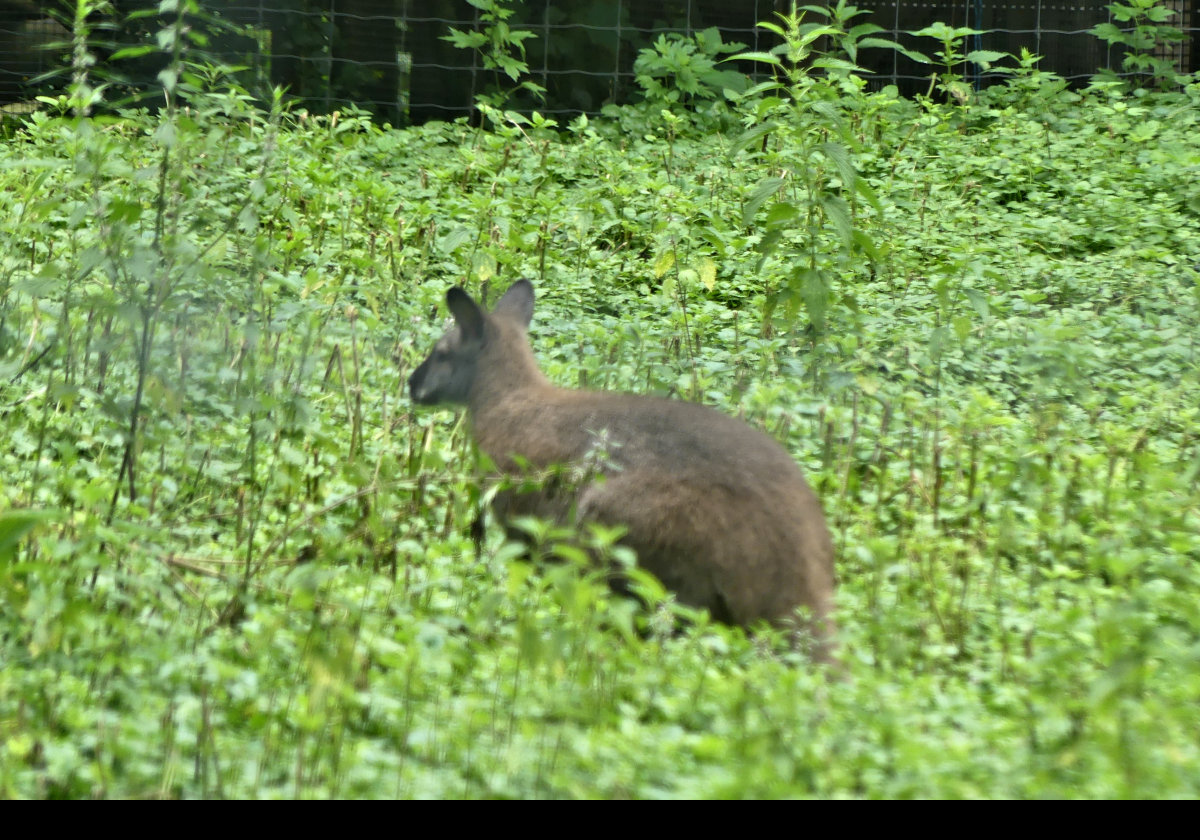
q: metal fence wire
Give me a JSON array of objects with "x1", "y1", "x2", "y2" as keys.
[{"x1": 1, "y1": 1, "x2": 1197, "y2": 124}]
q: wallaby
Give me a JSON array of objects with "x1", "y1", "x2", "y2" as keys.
[{"x1": 408, "y1": 280, "x2": 836, "y2": 661}]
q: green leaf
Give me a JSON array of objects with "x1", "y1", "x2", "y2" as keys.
[
  {"x1": 794, "y1": 267, "x2": 830, "y2": 332},
  {"x1": 653, "y1": 249, "x2": 675, "y2": 278},
  {"x1": 952, "y1": 314, "x2": 972, "y2": 342},
  {"x1": 1090, "y1": 23, "x2": 1125, "y2": 44},
  {"x1": 732, "y1": 121, "x2": 778, "y2": 155},
  {"x1": 966, "y1": 50, "x2": 1009, "y2": 67},
  {"x1": 820, "y1": 194, "x2": 854, "y2": 247},
  {"x1": 963, "y1": 287, "x2": 990, "y2": 318},
  {"x1": 849, "y1": 24, "x2": 885, "y2": 40},
  {"x1": 819, "y1": 141, "x2": 858, "y2": 192},
  {"x1": 895, "y1": 45, "x2": 932, "y2": 64},
  {"x1": 438, "y1": 226, "x2": 473, "y2": 255},
  {"x1": 110, "y1": 45, "x2": 155, "y2": 61},
  {"x1": 743, "y1": 176, "x2": 785, "y2": 226},
  {"x1": 812, "y1": 57, "x2": 867, "y2": 75},
  {"x1": 728, "y1": 51, "x2": 782, "y2": 67},
  {"x1": 0, "y1": 510, "x2": 60, "y2": 560},
  {"x1": 443, "y1": 28, "x2": 488, "y2": 49},
  {"x1": 764, "y1": 201, "x2": 800, "y2": 227}
]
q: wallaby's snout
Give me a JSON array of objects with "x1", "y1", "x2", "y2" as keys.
[
  {"x1": 408, "y1": 279, "x2": 837, "y2": 662},
  {"x1": 407, "y1": 324, "x2": 471, "y2": 405}
]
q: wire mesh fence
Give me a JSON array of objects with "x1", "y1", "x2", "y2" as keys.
[{"x1": 1, "y1": 1, "x2": 1196, "y2": 123}]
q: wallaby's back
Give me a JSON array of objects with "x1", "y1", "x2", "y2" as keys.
[{"x1": 409, "y1": 280, "x2": 836, "y2": 658}]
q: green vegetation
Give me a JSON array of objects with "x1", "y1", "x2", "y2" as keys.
[{"x1": 1, "y1": 3, "x2": 1199, "y2": 798}]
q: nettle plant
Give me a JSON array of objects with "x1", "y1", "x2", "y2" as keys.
[
  {"x1": 442, "y1": 0, "x2": 546, "y2": 110},
  {"x1": 633, "y1": 27, "x2": 749, "y2": 109},
  {"x1": 721, "y1": 2, "x2": 899, "y2": 337},
  {"x1": 16, "y1": 0, "x2": 285, "y2": 524},
  {"x1": 1090, "y1": 0, "x2": 1190, "y2": 89},
  {"x1": 909, "y1": 21, "x2": 1009, "y2": 104}
]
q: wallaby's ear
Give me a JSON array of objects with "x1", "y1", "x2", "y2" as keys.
[
  {"x1": 446, "y1": 287, "x2": 485, "y2": 340},
  {"x1": 492, "y1": 279, "x2": 534, "y2": 328}
]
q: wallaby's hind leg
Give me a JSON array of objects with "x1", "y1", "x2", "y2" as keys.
[
  {"x1": 576, "y1": 473, "x2": 768, "y2": 624},
  {"x1": 576, "y1": 471, "x2": 836, "y2": 656}
]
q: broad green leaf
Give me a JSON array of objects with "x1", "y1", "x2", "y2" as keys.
[
  {"x1": 653, "y1": 249, "x2": 676, "y2": 278},
  {"x1": 0, "y1": 510, "x2": 60, "y2": 560},
  {"x1": 743, "y1": 176, "x2": 785, "y2": 226},
  {"x1": 698, "y1": 258, "x2": 717, "y2": 291},
  {"x1": 730, "y1": 51, "x2": 782, "y2": 67}
]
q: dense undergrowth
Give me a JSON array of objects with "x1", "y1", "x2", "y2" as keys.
[{"x1": 1, "y1": 12, "x2": 1199, "y2": 798}]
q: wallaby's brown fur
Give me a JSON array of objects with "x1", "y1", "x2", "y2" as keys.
[{"x1": 409, "y1": 280, "x2": 836, "y2": 660}]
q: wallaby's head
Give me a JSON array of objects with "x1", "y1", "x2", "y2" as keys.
[{"x1": 408, "y1": 279, "x2": 537, "y2": 407}]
